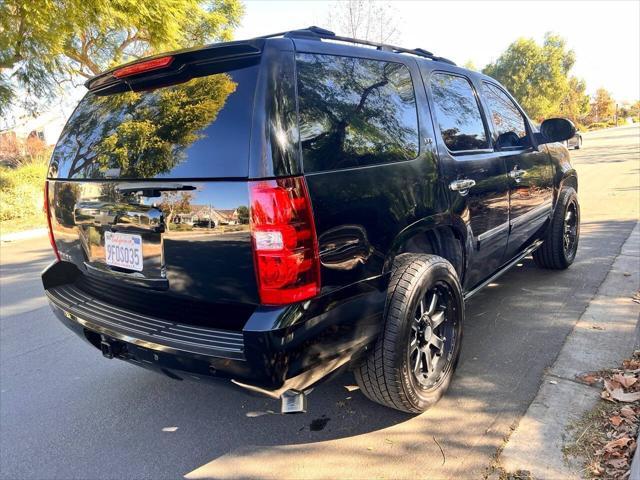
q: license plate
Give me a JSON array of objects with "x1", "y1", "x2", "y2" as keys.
[{"x1": 104, "y1": 231, "x2": 143, "y2": 272}]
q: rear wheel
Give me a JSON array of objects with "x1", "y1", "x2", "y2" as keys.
[
  {"x1": 575, "y1": 136, "x2": 582, "y2": 149},
  {"x1": 354, "y1": 255, "x2": 463, "y2": 413},
  {"x1": 533, "y1": 187, "x2": 580, "y2": 269}
]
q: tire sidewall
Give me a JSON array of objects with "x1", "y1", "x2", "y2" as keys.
[
  {"x1": 559, "y1": 188, "x2": 580, "y2": 265},
  {"x1": 394, "y1": 260, "x2": 464, "y2": 412}
]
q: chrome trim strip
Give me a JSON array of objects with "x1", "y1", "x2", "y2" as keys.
[
  {"x1": 511, "y1": 200, "x2": 553, "y2": 227},
  {"x1": 464, "y1": 239, "x2": 544, "y2": 301},
  {"x1": 477, "y1": 221, "x2": 510, "y2": 242}
]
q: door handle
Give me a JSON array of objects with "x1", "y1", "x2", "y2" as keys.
[
  {"x1": 509, "y1": 169, "x2": 527, "y2": 182},
  {"x1": 449, "y1": 179, "x2": 476, "y2": 195}
]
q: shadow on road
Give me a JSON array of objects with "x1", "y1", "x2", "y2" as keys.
[{"x1": 0, "y1": 219, "x2": 637, "y2": 479}]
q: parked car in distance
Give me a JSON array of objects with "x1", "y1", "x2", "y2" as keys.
[
  {"x1": 41, "y1": 26, "x2": 580, "y2": 414},
  {"x1": 566, "y1": 131, "x2": 582, "y2": 149}
]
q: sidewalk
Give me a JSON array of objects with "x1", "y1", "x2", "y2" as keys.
[
  {"x1": 0, "y1": 228, "x2": 47, "y2": 243},
  {"x1": 498, "y1": 222, "x2": 640, "y2": 479}
]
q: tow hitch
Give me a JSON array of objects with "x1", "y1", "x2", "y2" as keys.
[{"x1": 100, "y1": 336, "x2": 125, "y2": 359}]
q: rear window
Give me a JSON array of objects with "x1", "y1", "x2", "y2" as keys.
[
  {"x1": 430, "y1": 73, "x2": 489, "y2": 152},
  {"x1": 49, "y1": 64, "x2": 259, "y2": 179},
  {"x1": 296, "y1": 53, "x2": 419, "y2": 173}
]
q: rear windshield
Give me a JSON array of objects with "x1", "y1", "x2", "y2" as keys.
[{"x1": 49, "y1": 64, "x2": 259, "y2": 179}]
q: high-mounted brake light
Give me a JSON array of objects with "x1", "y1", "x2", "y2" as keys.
[
  {"x1": 44, "y1": 181, "x2": 61, "y2": 262},
  {"x1": 249, "y1": 177, "x2": 320, "y2": 305},
  {"x1": 113, "y1": 56, "x2": 174, "y2": 79}
]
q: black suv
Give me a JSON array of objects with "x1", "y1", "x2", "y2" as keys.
[{"x1": 42, "y1": 27, "x2": 580, "y2": 413}]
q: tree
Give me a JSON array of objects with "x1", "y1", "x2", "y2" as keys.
[
  {"x1": 49, "y1": 73, "x2": 237, "y2": 179},
  {"x1": 631, "y1": 101, "x2": 640, "y2": 123},
  {"x1": 556, "y1": 76, "x2": 590, "y2": 127},
  {"x1": 483, "y1": 33, "x2": 575, "y2": 121},
  {"x1": 462, "y1": 60, "x2": 478, "y2": 71},
  {"x1": 159, "y1": 191, "x2": 194, "y2": 227},
  {"x1": 235, "y1": 205, "x2": 249, "y2": 224},
  {"x1": 0, "y1": 0, "x2": 243, "y2": 116},
  {"x1": 588, "y1": 88, "x2": 616, "y2": 124},
  {"x1": 327, "y1": 0, "x2": 400, "y2": 44}
]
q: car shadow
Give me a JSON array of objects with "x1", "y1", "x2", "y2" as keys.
[{"x1": 0, "y1": 219, "x2": 637, "y2": 480}]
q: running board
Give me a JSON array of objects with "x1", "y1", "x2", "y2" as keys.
[{"x1": 463, "y1": 240, "x2": 543, "y2": 301}]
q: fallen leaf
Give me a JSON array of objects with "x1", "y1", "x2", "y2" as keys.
[
  {"x1": 603, "y1": 378, "x2": 640, "y2": 402},
  {"x1": 605, "y1": 379, "x2": 623, "y2": 391},
  {"x1": 610, "y1": 415, "x2": 623, "y2": 427},
  {"x1": 576, "y1": 372, "x2": 601, "y2": 385},
  {"x1": 623, "y1": 272, "x2": 632, "y2": 277},
  {"x1": 607, "y1": 458, "x2": 628, "y2": 469},
  {"x1": 611, "y1": 389, "x2": 640, "y2": 403},
  {"x1": 624, "y1": 358, "x2": 640, "y2": 369},
  {"x1": 591, "y1": 324, "x2": 605, "y2": 330},
  {"x1": 549, "y1": 380, "x2": 558, "y2": 385},
  {"x1": 613, "y1": 373, "x2": 638, "y2": 388},
  {"x1": 589, "y1": 462, "x2": 604, "y2": 475},
  {"x1": 604, "y1": 436, "x2": 631, "y2": 452},
  {"x1": 620, "y1": 406, "x2": 637, "y2": 420}
]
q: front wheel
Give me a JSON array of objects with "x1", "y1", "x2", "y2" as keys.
[
  {"x1": 354, "y1": 255, "x2": 464, "y2": 413},
  {"x1": 533, "y1": 187, "x2": 580, "y2": 269}
]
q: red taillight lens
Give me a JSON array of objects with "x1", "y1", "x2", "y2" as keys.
[
  {"x1": 113, "y1": 56, "x2": 174, "y2": 79},
  {"x1": 44, "y1": 181, "x2": 60, "y2": 262},
  {"x1": 249, "y1": 176, "x2": 320, "y2": 305}
]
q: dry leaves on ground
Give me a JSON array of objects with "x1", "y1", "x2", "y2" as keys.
[{"x1": 580, "y1": 351, "x2": 640, "y2": 479}]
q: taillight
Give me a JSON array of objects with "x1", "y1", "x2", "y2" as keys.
[
  {"x1": 113, "y1": 56, "x2": 174, "y2": 79},
  {"x1": 44, "y1": 181, "x2": 60, "y2": 262},
  {"x1": 249, "y1": 176, "x2": 320, "y2": 305}
]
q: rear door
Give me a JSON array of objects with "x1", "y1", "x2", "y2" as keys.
[
  {"x1": 425, "y1": 70, "x2": 510, "y2": 290},
  {"x1": 478, "y1": 81, "x2": 554, "y2": 260}
]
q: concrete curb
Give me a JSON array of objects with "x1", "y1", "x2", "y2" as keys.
[
  {"x1": 631, "y1": 432, "x2": 640, "y2": 480},
  {"x1": 499, "y1": 222, "x2": 640, "y2": 479},
  {"x1": 0, "y1": 228, "x2": 48, "y2": 243}
]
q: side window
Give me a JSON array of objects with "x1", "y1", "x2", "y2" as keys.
[
  {"x1": 296, "y1": 53, "x2": 419, "y2": 173},
  {"x1": 430, "y1": 73, "x2": 489, "y2": 152},
  {"x1": 482, "y1": 82, "x2": 530, "y2": 150}
]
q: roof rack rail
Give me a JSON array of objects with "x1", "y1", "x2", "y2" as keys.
[{"x1": 257, "y1": 26, "x2": 456, "y2": 66}]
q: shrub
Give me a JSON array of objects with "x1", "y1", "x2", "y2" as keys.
[
  {"x1": 587, "y1": 122, "x2": 608, "y2": 131},
  {"x1": 0, "y1": 160, "x2": 48, "y2": 222}
]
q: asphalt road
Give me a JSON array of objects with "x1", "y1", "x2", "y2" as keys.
[{"x1": 1, "y1": 125, "x2": 639, "y2": 480}]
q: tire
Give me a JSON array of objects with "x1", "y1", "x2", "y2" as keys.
[
  {"x1": 354, "y1": 254, "x2": 464, "y2": 413},
  {"x1": 575, "y1": 137, "x2": 581, "y2": 149},
  {"x1": 533, "y1": 187, "x2": 580, "y2": 270}
]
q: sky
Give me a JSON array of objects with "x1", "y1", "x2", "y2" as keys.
[
  {"x1": 235, "y1": 0, "x2": 640, "y2": 103},
  {"x1": 6, "y1": 0, "x2": 638, "y2": 136}
]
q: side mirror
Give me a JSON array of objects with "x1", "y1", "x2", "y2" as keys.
[{"x1": 540, "y1": 118, "x2": 576, "y2": 143}]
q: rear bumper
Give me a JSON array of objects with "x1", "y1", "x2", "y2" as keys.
[{"x1": 43, "y1": 261, "x2": 385, "y2": 397}]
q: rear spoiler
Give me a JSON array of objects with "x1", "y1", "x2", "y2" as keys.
[{"x1": 85, "y1": 39, "x2": 265, "y2": 94}]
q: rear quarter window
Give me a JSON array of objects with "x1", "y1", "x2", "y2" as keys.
[
  {"x1": 296, "y1": 53, "x2": 419, "y2": 173},
  {"x1": 49, "y1": 64, "x2": 259, "y2": 179}
]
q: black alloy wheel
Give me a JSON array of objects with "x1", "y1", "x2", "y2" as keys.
[{"x1": 408, "y1": 283, "x2": 457, "y2": 390}]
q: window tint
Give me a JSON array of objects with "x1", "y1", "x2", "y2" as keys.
[
  {"x1": 49, "y1": 64, "x2": 258, "y2": 179},
  {"x1": 482, "y1": 82, "x2": 529, "y2": 149},
  {"x1": 296, "y1": 53, "x2": 419, "y2": 173},
  {"x1": 430, "y1": 73, "x2": 489, "y2": 152}
]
